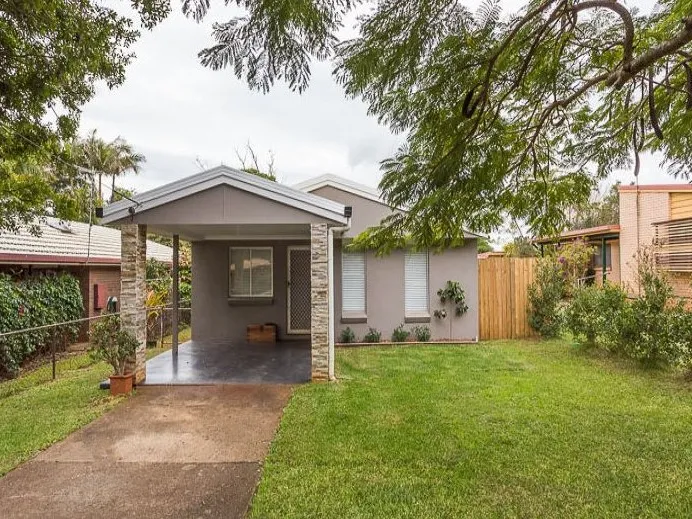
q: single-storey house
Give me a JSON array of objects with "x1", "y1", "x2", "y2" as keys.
[
  {"x1": 0, "y1": 217, "x2": 172, "y2": 332},
  {"x1": 101, "y1": 166, "x2": 480, "y2": 383}
]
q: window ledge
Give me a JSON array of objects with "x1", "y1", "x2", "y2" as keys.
[
  {"x1": 228, "y1": 297, "x2": 274, "y2": 306},
  {"x1": 404, "y1": 314, "x2": 431, "y2": 324},
  {"x1": 341, "y1": 314, "x2": 367, "y2": 324}
]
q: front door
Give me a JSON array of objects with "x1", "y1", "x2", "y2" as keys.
[{"x1": 287, "y1": 247, "x2": 311, "y2": 334}]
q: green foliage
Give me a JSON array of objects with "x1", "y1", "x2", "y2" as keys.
[
  {"x1": 564, "y1": 284, "x2": 628, "y2": 348},
  {"x1": 339, "y1": 327, "x2": 356, "y2": 344},
  {"x1": 412, "y1": 325, "x2": 432, "y2": 342},
  {"x1": 565, "y1": 249, "x2": 692, "y2": 371},
  {"x1": 1, "y1": 1, "x2": 166, "y2": 229},
  {"x1": 477, "y1": 237, "x2": 493, "y2": 254},
  {"x1": 391, "y1": 324, "x2": 409, "y2": 343},
  {"x1": 194, "y1": 0, "x2": 692, "y2": 246},
  {"x1": 503, "y1": 238, "x2": 538, "y2": 258},
  {"x1": 528, "y1": 257, "x2": 566, "y2": 338},
  {"x1": 89, "y1": 314, "x2": 138, "y2": 376},
  {"x1": 437, "y1": 280, "x2": 469, "y2": 317},
  {"x1": 0, "y1": 274, "x2": 83, "y2": 377},
  {"x1": 568, "y1": 183, "x2": 620, "y2": 231},
  {"x1": 362, "y1": 328, "x2": 382, "y2": 343}
]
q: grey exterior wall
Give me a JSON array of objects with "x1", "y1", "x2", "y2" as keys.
[
  {"x1": 309, "y1": 185, "x2": 395, "y2": 238},
  {"x1": 191, "y1": 240, "x2": 310, "y2": 343},
  {"x1": 125, "y1": 185, "x2": 336, "y2": 226},
  {"x1": 189, "y1": 182, "x2": 479, "y2": 344},
  {"x1": 333, "y1": 239, "x2": 479, "y2": 342}
]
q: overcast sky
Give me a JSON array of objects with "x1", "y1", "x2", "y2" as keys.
[{"x1": 81, "y1": 0, "x2": 685, "y2": 214}]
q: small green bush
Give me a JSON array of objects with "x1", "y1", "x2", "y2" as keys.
[
  {"x1": 391, "y1": 324, "x2": 409, "y2": 342},
  {"x1": 0, "y1": 273, "x2": 83, "y2": 377},
  {"x1": 89, "y1": 314, "x2": 139, "y2": 376},
  {"x1": 412, "y1": 325, "x2": 432, "y2": 342},
  {"x1": 564, "y1": 283, "x2": 627, "y2": 348},
  {"x1": 339, "y1": 327, "x2": 356, "y2": 344},
  {"x1": 565, "y1": 248, "x2": 692, "y2": 372},
  {"x1": 528, "y1": 258, "x2": 566, "y2": 338},
  {"x1": 363, "y1": 327, "x2": 381, "y2": 343}
]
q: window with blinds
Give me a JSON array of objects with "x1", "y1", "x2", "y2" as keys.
[
  {"x1": 229, "y1": 247, "x2": 273, "y2": 297},
  {"x1": 342, "y1": 251, "x2": 366, "y2": 316},
  {"x1": 405, "y1": 250, "x2": 429, "y2": 316}
]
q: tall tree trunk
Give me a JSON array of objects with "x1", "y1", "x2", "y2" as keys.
[
  {"x1": 111, "y1": 175, "x2": 115, "y2": 203},
  {"x1": 98, "y1": 173, "x2": 102, "y2": 202}
]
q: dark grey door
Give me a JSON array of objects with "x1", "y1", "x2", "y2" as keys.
[{"x1": 288, "y1": 247, "x2": 311, "y2": 333}]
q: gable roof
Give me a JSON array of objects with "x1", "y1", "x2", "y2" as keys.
[
  {"x1": 293, "y1": 173, "x2": 384, "y2": 205},
  {"x1": 0, "y1": 218, "x2": 173, "y2": 265},
  {"x1": 102, "y1": 165, "x2": 348, "y2": 225}
]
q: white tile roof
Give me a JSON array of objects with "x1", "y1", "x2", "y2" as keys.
[{"x1": 0, "y1": 217, "x2": 173, "y2": 264}]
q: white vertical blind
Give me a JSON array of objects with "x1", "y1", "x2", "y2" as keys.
[
  {"x1": 342, "y1": 251, "x2": 366, "y2": 314},
  {"x1": 405, "y1": 250, "x2": 429, "y2": 315}
]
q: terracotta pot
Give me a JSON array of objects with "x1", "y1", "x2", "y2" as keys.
[{"x1": 109, "y1": 374, "x2": 133, "y2": 396}]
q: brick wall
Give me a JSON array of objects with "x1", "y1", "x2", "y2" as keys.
[
  {"x1": 619, "y1": 190, "x2": 669, "y2": 294},
  {"x1": 86, "y1": 266, "x2": 121, "y2": 318}
]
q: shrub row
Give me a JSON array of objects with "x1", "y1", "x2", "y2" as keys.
[
  {"x1": 530, "y1": 248, "x2": 692, "y2": 371},
  {"x1": 339, "y1": 325, "x2": 432, "y2": 344},
  {"x1": 0, "y1": 273, "x2": 84, "y2": 377}
]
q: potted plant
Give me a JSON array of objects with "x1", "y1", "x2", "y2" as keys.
[{"x1": 90, "y1": 313, "x2": 139, "y2": 396}]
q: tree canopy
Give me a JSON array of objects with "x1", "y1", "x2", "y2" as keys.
[
  {"x1": 0, "y1": 0, "x2": 167, "y2": 232},
  {"x1": 567, "y1": 183, "x2": 620, "y2": 230},
  {"x1": 188, "y1": 0, "x2": 692, "y2": 248}
]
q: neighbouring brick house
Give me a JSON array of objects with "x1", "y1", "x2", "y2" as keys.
[
  {"x1": 0, "y1": 218, "x2": 173, "y2": 337},
  {"x1": 537, "y1": 184, "x2": 692, "y2": 298}
]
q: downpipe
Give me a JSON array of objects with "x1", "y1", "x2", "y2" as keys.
[{"x1": 328, "y1": 220, "x2": 351, "y2": 381}]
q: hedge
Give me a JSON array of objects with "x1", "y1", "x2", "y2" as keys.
[{"x1": 0, "y1": 273, "x2": 83, "y2": 377}]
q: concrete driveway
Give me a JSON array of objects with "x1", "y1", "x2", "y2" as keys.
[{"x1": 0, "y1": 385, "x2": 292, "y2": 518}]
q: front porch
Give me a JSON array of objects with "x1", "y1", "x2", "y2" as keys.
[{"x1": 143, "y1": 340, "x2": 311, "y2": 384}]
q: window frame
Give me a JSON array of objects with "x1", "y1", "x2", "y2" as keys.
[
  {"x1": 228, "y1": 246, "x2": 274, "y2": 299},
  {"x1": 404, "y1": 249, "x2": 430, "y2": 319},
  {"x1": 592, "y1": 243, "x2": 612, "y2": 270},
  {"x1": 341, "y1": 249, "x2": 367, "y2": 320}
]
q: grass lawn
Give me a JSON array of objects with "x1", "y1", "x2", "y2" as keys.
[
  {"x1": 0, "y1": 326, "x2": 190, "y2": 476},
  {"x1": 251, "y1": 340, "x2": 692, "y2": 518}
]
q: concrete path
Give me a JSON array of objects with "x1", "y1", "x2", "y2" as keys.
[{"x1": 0, "y1": 385, "x2": 292, "y2": 519}]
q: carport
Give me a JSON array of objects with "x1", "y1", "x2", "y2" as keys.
[
  {"x1": 101, "y1": 166, "x2": 351, "y2": 384},
  {"x1": 143, "y1": 341, "x2": 311, "y2": 384}
]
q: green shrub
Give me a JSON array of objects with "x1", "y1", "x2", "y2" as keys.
[
  {"x1": 89, "y1": 314, "x2": 139, "y2": 376},
  {"x1": 391, "y1": 324, "x2": 409, "y2": 342},
  {"x1": 528, "y1": 258, "x2": 566, "y2": 338},
  {"x1": 363, "y1": 327, "x2": 381, "y2": 343},
  {"x1": 0, "y1": 273, "x2": 83, "y2": 377},
  {"x1": 564, "y1": 248, "x2": 692, "y2": 372},
  {"x1": 564, "y1": 283, "x2": 627, "y2": 348},
  {"x1": 339, "y1": 327, "x2": 356, "y2": 344},
  {"x1": 412, "y1": 325, "x2": 432, "y2": 342}
]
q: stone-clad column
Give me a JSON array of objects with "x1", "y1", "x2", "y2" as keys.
[
  {"x1": 310, "y1": 223, "x2": 329, "y2": 380},
  {"x1": 121, "y1": 224, "x2": 147, "y2": 384}
]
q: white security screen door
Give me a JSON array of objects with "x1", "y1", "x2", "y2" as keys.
[{"x1": 288, "y1": 247, "x2": 312, "y2": 333}]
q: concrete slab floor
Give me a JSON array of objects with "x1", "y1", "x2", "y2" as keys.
[
  {"x1": 0, "y1": 385, "x2": 293, "y2": 519},
  {"x1": 144, "y1": 340, "x2": 311, "y2": 385}
]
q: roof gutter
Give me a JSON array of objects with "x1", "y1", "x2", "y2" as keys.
[{"x1": 328, "y1": 218, "x2": 351, "y2": 381}]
